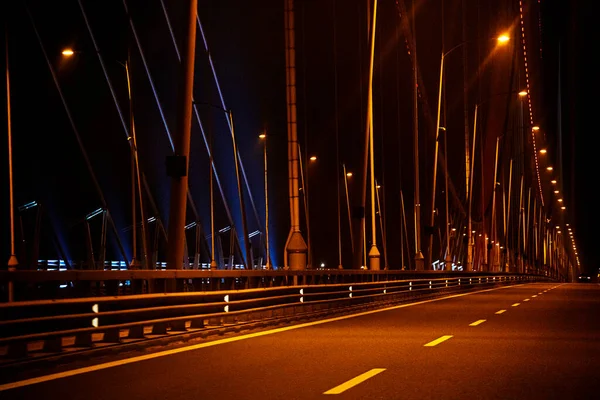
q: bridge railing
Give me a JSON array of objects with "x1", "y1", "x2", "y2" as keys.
[
  {"x1": 0, "y1": 269, "x2": 550, "y2": 302},
  {"x1": 0, "y1": 273, "x2": 551, "y2": 362}
]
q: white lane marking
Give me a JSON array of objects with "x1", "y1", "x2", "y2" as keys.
[
  {"x1": 0, "y1": 284, "x2": 526, "y2": 392},
  {"x1": 424, "y1": 335, "x2": 453, "y2": 346},
  {"x1": 323, "y1": 369, "x2": 386, "y2": 395}
]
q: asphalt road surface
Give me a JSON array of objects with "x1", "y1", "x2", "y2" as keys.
[{"x1": 1, "y1": 282, "x2": 599, "y2": 399}]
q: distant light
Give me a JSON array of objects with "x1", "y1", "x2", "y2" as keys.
[
  {"x1": 546, "y1": 166, "x2": 553, "y2": 171},
  {"x1": 518, "y1": 90, "x2": 528, "y2": 97},
  {"x1": 561, "y1": 206, "x2": 566, "y2": 210},
  {"x1": 558, "y1": 198, "x2": 563, "y2": 202},
  {"x1": 346, "y1": 172, "x2": 353, "y2": 177},
  {"x1": 86, "y1": 208, "x2": 104, "y2": 220},
  {"x1": 554, "y1": 190, "x2": 559, "y2": 194},
  {"x1": 376, "y1": 185, "x2": 381, "y2": 189},
  {"x1": 309, "y1": 156, "x2": 317, "y2": 161},
  {"x1": 259, "y1": 133, "x2": 266, "y2": 139},
  {"x1": 532, "y1": 126, "x2": 540, "y2": 131},
  {"x1": 62, "y1": 48, "x2": 74, "y2": 57},
  {"x1": 551, "y1": 180, "x2": 557, "y2": 184},
  {"x1": 539, "y1": 149, "x2": 547, "y2": 154},
  {"x1": 320, "y1": 262, "x2": 325, "y2": 268},
  {"x1": 497, "y1": 34, "x2": 510, "y2": 43}
]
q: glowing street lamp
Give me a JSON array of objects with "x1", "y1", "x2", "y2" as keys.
[
  {"x1": 497, "y1": 34, "x2": 510, "y2": 43},
  {"x1": 62, "y1": 47, "x2": 149, "y2": 269},
  {"x1": 429, "y1": 32, "x2": 512, "y2": 270}
]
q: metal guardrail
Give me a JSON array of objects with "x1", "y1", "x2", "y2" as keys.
[
  {"x1": 0, "y1": 274, "x2": 548, "y2": 363},
  {"x1": 0, "y1": 269, "x2": 550, "y2": 302}
]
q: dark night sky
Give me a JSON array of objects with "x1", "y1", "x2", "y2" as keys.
[{"x1": 1, "y1": 0, "x2": 595, "y2": 273}]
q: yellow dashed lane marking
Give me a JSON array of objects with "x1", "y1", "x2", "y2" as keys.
[
  {"x1": 469, "y1": 319, "x2": 486, "y2": 326},
  {"x1": 424, "y1": 335, "x2": 453, "y2": 347},
  {"x1": 324, "y1": 369, "x2": 386, "y2": 395}
]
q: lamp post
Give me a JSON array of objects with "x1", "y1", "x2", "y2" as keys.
[
  {"x1": 6, "y1": 29, "x2": 18, "y2": 301},
  {"x1": 62, "y1": 48, "x2": 149, "y2": 269},
  {"x1": 375, "y1": 182, "x2": 388, "y2": 269},
  {"x1": 259, "y1": 133, "x2": 270, "y2": 269},
  {"x1": 466, "y1": 89, "x2": 526, "y2": 271},
  {"x1": 428, "y1": 33, "x2": 511, "y2": 270},
  {"x1": 366, "y1": 0, "x2": 380, "y2": 271},
  {"x1": 343, "y1": 165, "x2": 354, "y2": 252}
]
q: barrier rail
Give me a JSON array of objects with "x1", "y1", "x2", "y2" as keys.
[
  {"x1": 0, "y1": 269, "x2": 548, "y2": 302},
  {"x1": 0, "y1": 273, "x2": 548, "y2": 365}
]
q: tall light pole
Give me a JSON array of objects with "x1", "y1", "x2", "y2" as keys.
[
  {"x1": 259, "y1": 133, "x2": 270, "y2": 269},
  {"x1": 411, "y1": 0, "x2": 424, "y2": 271},
  {"x1": 367, "y1": 0, "x2": 380, "y2": 270},
  {"x1": 430, "y1": 33, "x2": 511, "y2": 271},
  {"x1": 466, "y1": 88, "x2": 526, "y2": 271},
  {"x1": 6, "y1": 28, "x2": 18, "y2": 302},
  {"x1": 343, "y1": 165, "x2": 354, "y2": 252},
  {"x1": 490, "y1": 135, "x2": 501, "y2": 272},
  {"x1": 209, "y1": 124, "x2": 217, "y2": 269},
  {"x1": 443, "y1": 127, "x2": 452, "y2": 270},
  {"x1": 62, "y1": 48, "x2": 149, "y2": 269},
  {"x1": 375, "y1": 182, "x2": 388, "y2": 269}
]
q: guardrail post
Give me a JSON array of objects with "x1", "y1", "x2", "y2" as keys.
[
  {"x1": 169, "y1": 320, "x2": 187, "y2": 331},
  {"x1": 75, "y1": 332, "x2": 93, "y2": 347},
  {"x1": 103, "y1": 329, "x2": 122, "y2": 343},
  {"x1": 128, "y1": 325, "x2": 145, "y2": 339},
  {"x1": 43, "y1": 337, "x2": 63, "y2": 353},
  {"x1": 190, "y1": 318, "x2": 205, "y2": 329},
  {"x1": 6, "y1": 341, "x2": 28, "y2": 358},
  {"x1": 151, "y1": 323, "x2": 167, "y2": 335}
]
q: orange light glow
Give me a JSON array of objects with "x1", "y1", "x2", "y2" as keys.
[
  {"x1": 497, "y1": 34, "x2": 510, "y2": 43},
  {"x1": 62, "y1": 48, "x2": 74, "y2": 57}
]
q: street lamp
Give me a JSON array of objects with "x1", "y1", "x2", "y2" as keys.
[
  {"x1": 428, "y1": 33, "x2": 511, "y2": 270},
  {"x1": 343, "y1": 164, "x2": 354, "y2": 252},
  {"x1": 6, "y1": 31, "x2": 18, "y2": 302},
  {"x1": 466, "y1": 89, "x2": 526, "y2": 271},
  {"x1": 375, "y1": 182, "x2": 388, "y2": 269},
  {"x1": 62, "y1": 47, "x2": 149, "y2": 269}
]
